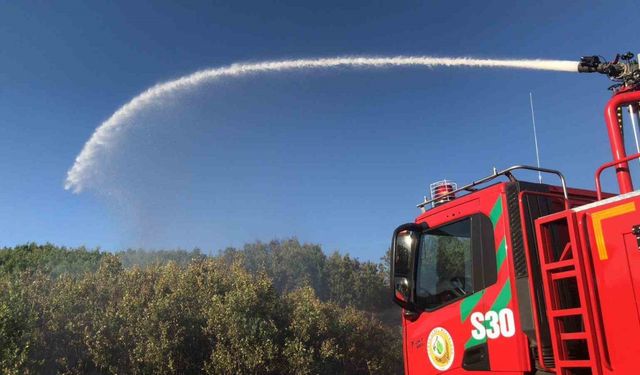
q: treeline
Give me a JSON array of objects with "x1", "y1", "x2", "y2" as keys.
[
  {"x1": 219, "y1": 240, "x2": 391, "y2": 314},
  {"x1": 0, "y1": 241, "x2": 401, "y2": 374},
  {"x1": 0, "y1": 243, "x2": 104, "y2": 277}
]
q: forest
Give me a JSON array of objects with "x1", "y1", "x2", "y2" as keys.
[{"x1": 0, "y1": 240, "x2": 402, "y2": 374}]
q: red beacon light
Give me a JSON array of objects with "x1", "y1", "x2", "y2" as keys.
[{"x1": 429, "y1": 179, "x2": 457, "y2": 207}]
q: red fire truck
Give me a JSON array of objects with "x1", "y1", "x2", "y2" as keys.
[{"x1": 391, "y1": 53, "x2": 640, "y2": 375}]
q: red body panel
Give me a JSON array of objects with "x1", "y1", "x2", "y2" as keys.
[
  {"x1": 575, "y1": 192, "x2": 640, "y2": 374},
  {"x1": 401, "y1": 181, "x2": 640, "y2": 375},
  {"x1": 404, "y1": 184, "x2": 530, "y2": 374}
]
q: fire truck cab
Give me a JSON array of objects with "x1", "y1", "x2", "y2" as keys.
[{"x1": 391, "y1": 54, "x2": 640, "y2": 375}]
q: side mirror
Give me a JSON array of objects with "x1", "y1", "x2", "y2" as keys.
[
  {"x1": 391, "y1": 223, "x2": 423, "y2": 311},
  {"x1": 394, "y1": 276, "x2": 411, "y2": 304}
]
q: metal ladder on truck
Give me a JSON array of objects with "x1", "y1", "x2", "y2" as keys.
[{"x1": 535, "y1": 211, "x2": 601, "y2": 375}]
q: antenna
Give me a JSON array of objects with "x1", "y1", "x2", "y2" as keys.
[{"x1": 529, "y1": 92, "x2": 543, "y2": 183}]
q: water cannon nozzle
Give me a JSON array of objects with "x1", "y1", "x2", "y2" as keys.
[
  {"x1": 578, "y1": 55, "x2": 602, "y2": 73},
  {"x1": 579, "y1": 51, "x2": 640, "y2": 92}
]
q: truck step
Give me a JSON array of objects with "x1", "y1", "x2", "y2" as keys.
[
  {"x1": 542, "y1": 259, "x2": 575, "y2": 272},
  {"x1": 549, "y1": 307, "x2": 585, "y2": 318},
  {"x1": 560, "y1": 332, "x2": 587, "y2": 341},
  {"x1": 550, "y1": 270, "x2": 577, "y2": 281},
  {"x1": 556, "y1": 359, "x2": 595, "y2": 368}
]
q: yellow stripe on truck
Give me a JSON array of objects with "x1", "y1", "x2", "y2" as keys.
[{"x1": 591, "y1": 201, "x2": 636, "y2": 260}]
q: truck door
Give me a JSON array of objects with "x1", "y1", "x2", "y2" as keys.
[{"x1": 404, "y1": 213, "x2": 498, "y2": 374}]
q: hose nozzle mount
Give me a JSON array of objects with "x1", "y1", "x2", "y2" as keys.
[{"x1": 579, "y1": 52, "x2": 640, "y2": 91}]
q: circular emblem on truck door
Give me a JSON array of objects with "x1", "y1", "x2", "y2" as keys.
[{"x1": 427, "y1": 327, "x2": 455, "y2": 371}]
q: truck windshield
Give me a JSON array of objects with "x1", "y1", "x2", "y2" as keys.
[{"x1": 415, "y1": 218, "x2": 473, "y2": 310}]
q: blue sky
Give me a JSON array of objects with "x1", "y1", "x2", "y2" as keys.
[{"x1": 1, "y1": 1, "x2": 639, "y2": 260}]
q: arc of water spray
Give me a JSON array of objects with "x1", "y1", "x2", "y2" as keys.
[{"x1": 65, "y1": 55, "x2": 579, "y2": 193}]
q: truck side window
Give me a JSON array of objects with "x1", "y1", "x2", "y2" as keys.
[
  {"x1": 414, "y1": 213, "x2": 497, "y2": 311},
  {"x1": 415, "y1": 218, "x2": 474, "y2": 310}
]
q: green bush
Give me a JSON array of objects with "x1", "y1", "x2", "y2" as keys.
[{"x1": 0, "y1": 244, "x2": 402, "y2": 374}]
